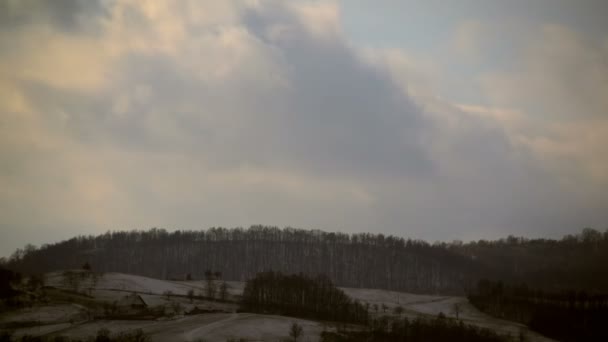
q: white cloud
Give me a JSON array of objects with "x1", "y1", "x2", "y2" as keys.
[{"x1": 479, "y1": 24, "x2": 608, "y2": 184}]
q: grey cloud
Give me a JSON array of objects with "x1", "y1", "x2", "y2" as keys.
[
  {"x1": 36, "y1": 2, "x2": 435, "y2": 182},
  {"x1": 1, "y1": 1, "x2": 607, "y2": 257},
  {"x1": 0, "y1": 0, "x2": 106, "y2": 32}
]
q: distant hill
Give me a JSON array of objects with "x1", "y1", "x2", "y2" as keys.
[{"x1": 3, "y1": 226, "x2": 608, "y2": 294}]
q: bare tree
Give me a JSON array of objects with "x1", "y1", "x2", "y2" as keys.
[
  {"x1": 205, "y1": 272, "x2": 217, "y2": 299},
  {"x1": 219, "y1": 281, "x2": 229, "y2": 301},
  {"x1": 27, "y1": 274, "x2": 44, "y2": 291},
  {"x1": 452, "y1": 302, "x2": 462, "y2": 320},
  {"x1": 519, "y1": 328, "x2": 526, "y2": 342},
  {"x1": 62, "y1": 271, "x2": 81, "y2": 292},
  {"x1": 82, "y1": 262, "x2": 91, "y2": 271},
  {"x1": 393, "y1": 305, "x2": 404, "y2": 316},
  {"x1": 289, "y1": 322, "x2": 303, "y2": 342},
  {"x1": 171, "y1": 301, "x2": 182, "y2": 316},
  {"x1": 187, "y1": 289, "x2": 195, "y2": 303}
]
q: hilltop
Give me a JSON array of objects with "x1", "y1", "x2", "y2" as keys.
[{"x1": 4, "y1": 226, "x2": 608, "y2": 294}]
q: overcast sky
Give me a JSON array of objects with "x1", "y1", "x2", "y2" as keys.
[{"x1": 1, "y1": 0, "x2": 607, "y2": 257}]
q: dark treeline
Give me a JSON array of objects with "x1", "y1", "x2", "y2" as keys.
[
  {"x1": 3, "y1": 226, "x2": 480, "y2": 294},
  {"x1": 321, "y1": 314, "x2": 507, "y2": 342},
  {"x1": 451, "y1": 227, "x2": 608, "y2": 292},
  {"x1": 3, "y1": 226, "x2": 608, "y2": 294},
  {"x1": 468, "y1": 279, "x2": 608, "y2": 342},
  {"x1": 0, "y1": 268, "x2": 22, "y2": 308},
  {"x1": 0, "y1": 268, "x2": 20, "y2": 299},
  {"x1": 240, "y1": 272, "x2": 507, "y2": 341},
  {"x1": 0, "y1": 328, "x2": 149, "y2": 342},
  {"x1": 241, "y1": 271, "x2": 369, "y2": 324}
]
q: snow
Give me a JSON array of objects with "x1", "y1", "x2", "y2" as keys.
[
  {"x1": 11, "y1": 323, "x2": 72, "y2": 338},
  {"x1": 180, "y1": 313, "x2": 325, "y2": 342},
  {"x1": 33, "y1": 271, "x2": 555, "y2": 341},
  {"x1": 341, "y1": 287, "x2": 446, "y2": 309},
  {"x1": 0, "y1": 304, "x2": 84, "y2": 325},
  {"x1": 46, "y1": 271, "x2": 200, "y2": 296},
  {"x1": 23, "y1": 313, "x2": 324, "y2": 342},
  {"x1": 341, "y1": 289, "x2": 554, "y2": 342}
]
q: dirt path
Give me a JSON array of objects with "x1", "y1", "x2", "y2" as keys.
[{"x1": 181, "y1": 313, "x2": 243, "y2": 341}]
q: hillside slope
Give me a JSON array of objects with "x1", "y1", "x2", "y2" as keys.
[
  {"x1": 5, "y1": 226, "x2": 608, "y2": 294},
  {"x1": 7, "y1": 271, "x2": 554, "y2": 342},
  {"x1": 6, "y1": 227, "x2": 481, "y2": 294}
]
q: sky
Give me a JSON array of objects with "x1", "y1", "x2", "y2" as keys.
[{"x1": 1, "y1": 0, "x2": 607, "y2": 258}]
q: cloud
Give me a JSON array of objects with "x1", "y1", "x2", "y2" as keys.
[
  {"x1": 0, "y1": 0, "x2": 106, "y2": 32},
  {"x1": 479, "y1": 24, "x2": 608, "y2": 185},
  {"x1": 450, "y1": 20, "x2": 484, "y2": 61},
  {"x1": 0, "y1": 1, "x2": 607, "y2": 256}
]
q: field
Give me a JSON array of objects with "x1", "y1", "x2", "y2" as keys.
[{"x1": 0, "y1": 272, "x2": 554, "y2": 341}]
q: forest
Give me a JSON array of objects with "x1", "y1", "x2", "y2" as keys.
[
  {"x1": 320, "y1": 315, "x2": 507, "y2": 342},
  {"x1": 0, "y1": 328, "x2": 150, "y2": 342},
  {"x1": 241, "y1": 272, "x2": 508, "y2": 342},
  {"x1": 468, "y1": 279, "x2": 608, "y2": 342},
  {"x1": 241, "y1": 271, "x2": 369, "y2": 324},
  {"x1": 451, "y1": 227, "x2": 608, "y2": 292},
  {"x1": 3, "y1": 226, "x2": 608, "y2": 294}
]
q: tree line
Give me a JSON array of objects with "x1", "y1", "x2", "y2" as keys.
[
  {"x1": 321, "y1": 314, "x2": 507, "y2": 342},
  {"x1": 241, "y1": 271, "x2": 369, "y2": 324},
  {"x1": 2, "y1": 226, "x2": 481, "y2": 294},
  {"x1": 468, "y1": 279, "x2": 608, "y2": 342},
  {"x1": 3, "y1": 226, "x2": 608, "y2": 294},
  {"x1": 0, "y1": 328, "x2": 149, "y2": 342},
  {"x1": 450, "y1": 227, "x2": 608, "y2": 292},
  {"x1": 241, "y1": 271, "x2": 508, "y2": 342}
]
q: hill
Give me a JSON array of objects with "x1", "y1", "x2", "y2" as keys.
[
  {"x1": 2, "y1": 271, "x2": 553, "y2": 342},
  {"x1": 4, "y1": 226, "x2": 608, "y2": 294}
]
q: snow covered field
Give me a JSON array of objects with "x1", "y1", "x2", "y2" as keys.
[
  {"x1": 4, "y1": 271, "x2": 554, "y2": 341},
  {"x1": 45, "y1": 272, "x2": 202, "y2": 297},
  {"x1": 12, "y1": 313, "x2": 323, "y2": 342},
  {"x1": 341, "y1": 288, "x2": 554, "y2": 342}
]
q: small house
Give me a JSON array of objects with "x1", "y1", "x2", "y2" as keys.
[{"x1": 117, "y1": 293, "x2": 147, "y2": 313}]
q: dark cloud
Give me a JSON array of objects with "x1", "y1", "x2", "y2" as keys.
[
  {"x1": 0, "y1": 0, "x2": 105, "y2": 32},
  {"x1": 29, "y1": 2, "x2": 435, "y2": 182},
  {"x1": 242, "y1": 4, "x2": 434, "y2": 179}
]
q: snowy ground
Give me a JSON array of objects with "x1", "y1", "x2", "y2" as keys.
[
  {"x1": 341, "y1": 288, "x2": 554, "y2": 342},
  {"x1": 0, "y1": 304, "x2": 83, "y2": 325},
  {"x1": 46, "y1": 272, "x2": 204, "y2": 297},
  {"x1": 11, "y1": 313, "x2": 325, "y2": 342},
  {"x1": 4, "y1": 272, "x2": 555, "y2": 341}
]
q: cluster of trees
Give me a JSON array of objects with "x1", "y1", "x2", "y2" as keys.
[
  {"x1": 202, "y1": 270, "x2": 228, "y2": 301},
  {"x1": 183, "y1": 270, "x2": 230, "y2": 303},
  {"x1": 61, "y1": 270, "x2": 98, "y2": 295},
  {"x1": 321, "y1": 314, "x2": 507, "y2": 342},
  {"x1": 451, "y1": 227, "x2": 608, "y2": 292},
  {"x1": 0, "y1": 328, "x2": 149, "y2": 342},
  {"x1": 468, "y1": 279, "x2": 608, "y2": 342},
  {"x1": 0, "y1": 268, "x2": 23, "y2": 310},
  {"x1": 0, "y1": 268, "x2": 20, "y2": 301},
  {"x1": 3, "y1": 226, "x2": 608, "y2": 294},
  {"x1": 241, "y1": 271, "x2": 369, "y2": 324}
]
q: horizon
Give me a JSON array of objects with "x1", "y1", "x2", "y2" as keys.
[
  {"x1": 1, "y1": 0, "x2": 608, "y2": 258},
  {"x1": 2, "y1": 224, "x2": 600, "y2": 260}
]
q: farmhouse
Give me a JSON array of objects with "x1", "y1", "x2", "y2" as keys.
[{"x1": 117, "y1": 293, "x2": 147, "y2": 313}]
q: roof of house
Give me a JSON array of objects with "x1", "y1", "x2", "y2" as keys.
[{"x1": 118, "y1": 293, "x2": 147, "y2": 307}]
